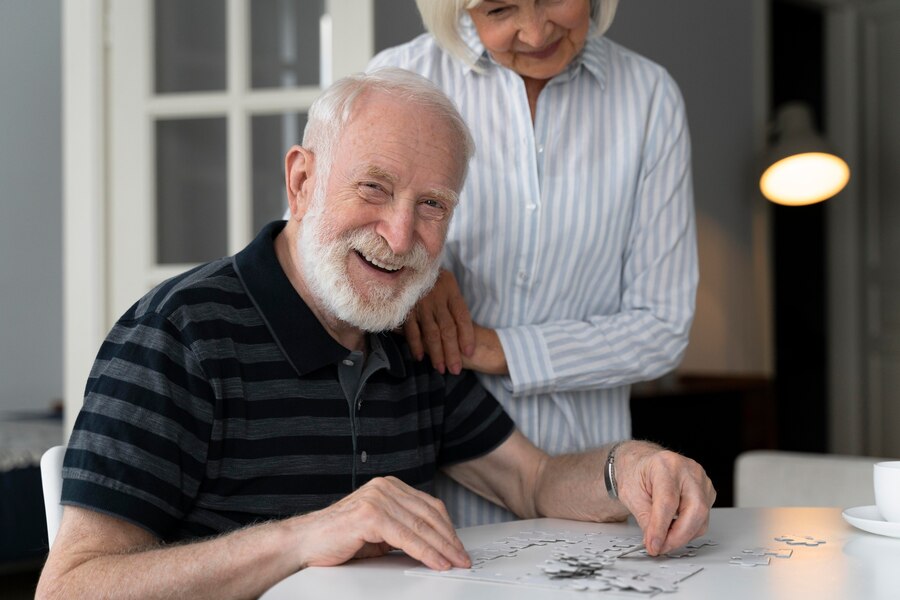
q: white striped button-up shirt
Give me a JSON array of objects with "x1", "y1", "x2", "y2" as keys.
[{"x1": 369, "y1": 19, "x2": 697, "y2": 527}]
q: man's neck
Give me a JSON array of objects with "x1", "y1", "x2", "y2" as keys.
[{"x1": 274, "y1": 224, "x2": 367, "y2": 353}]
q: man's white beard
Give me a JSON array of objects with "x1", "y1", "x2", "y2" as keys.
[{"x1": 297, "y1": 191, "x2": 441, "y2": 333}]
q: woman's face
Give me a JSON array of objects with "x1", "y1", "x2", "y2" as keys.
[{"x1": 467, "y1": 0, "x2": 591, "y2": 81}]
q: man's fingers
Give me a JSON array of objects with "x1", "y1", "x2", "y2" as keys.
[
  {"x1": 362, "y1": 478, "x2": 469, "y2": 570},
  {"x1": 643, "y1": 485, "x2": 680, "y2": 556},
  {"x1": 379, "y1": 519, "x2": 468, "y2": 570},
  {"x1": 657, "y1": 473, "x2": 715, "y2": 554},
  {"x1": 380, "y1": 477, "x2": 463, "y2": 552},
  {"x1": 658, "y1": 502, "x2": 709, "y2": 555}
]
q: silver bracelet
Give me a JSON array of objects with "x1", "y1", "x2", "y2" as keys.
[{"x1": 604, "y1": 441, "x2": 625, "y2": 500}]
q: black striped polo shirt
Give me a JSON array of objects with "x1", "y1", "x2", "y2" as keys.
[{"x1": 61, "y1": 221, "x2": 514, "y2": 542}]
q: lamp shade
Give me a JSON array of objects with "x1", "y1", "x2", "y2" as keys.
[{"x1": 759, "y1": 102, "x2": 850, "y2": 206}]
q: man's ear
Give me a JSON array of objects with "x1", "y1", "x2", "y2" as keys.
[{"x1": 284, "y1": 145, "x2": 316, "y2": 220}]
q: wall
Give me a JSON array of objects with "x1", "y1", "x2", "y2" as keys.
[
  {"x1": 0, "y1": 0, "x2": 62, "y2": 413},
  {"x1": 609, "y1": 0, "x2": 770, "y2": 375}
]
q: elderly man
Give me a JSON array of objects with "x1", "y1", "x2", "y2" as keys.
[{"x1": 38, "y1": 68, "x2": 714, "y2": 600}]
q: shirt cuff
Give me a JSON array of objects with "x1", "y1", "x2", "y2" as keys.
[{"x1": 495, "y1": 325, "x2": 557, "y2": 396}]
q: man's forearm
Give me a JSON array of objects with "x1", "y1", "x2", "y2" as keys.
[
  {"x1": 39, "y1": 477, "x2": 471, "y2": 599},
  {"x1": 532, "y1": 445, "x2": 631, "y2": 523},
  {"x1": 37, "y1": 509, "x2": 303, "y2": 600}
]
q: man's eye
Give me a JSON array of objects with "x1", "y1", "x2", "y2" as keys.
[
  {"x1": 359, "y1": 182, "x2": 390, "y2": 200},
  {"x1": 417, "y1": 198, "x2": 448, "y2": 221}
]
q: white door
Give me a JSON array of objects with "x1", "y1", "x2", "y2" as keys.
[
  {"x1": 108, "y1": 0, "x2": 373, "y2": 318},
  {"x1": 63, "y1": 0, "x2": 375, "y2": 436}
]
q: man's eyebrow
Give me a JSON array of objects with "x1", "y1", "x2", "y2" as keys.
[
  {"x1": 428, "y1": 188, "x2": 459, "y2": 208},
  {"x1": 362, "y1": 165, "x2": 398, "y2": 184}
]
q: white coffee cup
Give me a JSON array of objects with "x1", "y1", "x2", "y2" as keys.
[{"x1": 874, "y1": 461, "x2": 900, "y2": 522}]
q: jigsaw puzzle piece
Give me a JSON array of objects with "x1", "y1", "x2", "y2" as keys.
[
  {"x1": 730, "y1": 555, "x2": 771, "y2": 567},
  {"x1": 774, "y1": 534, "x2": 826, "y2": 546}
]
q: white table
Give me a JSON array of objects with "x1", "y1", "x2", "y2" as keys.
[{"x1": 261, "y1": 508, "x2": 900, "y2": 599}]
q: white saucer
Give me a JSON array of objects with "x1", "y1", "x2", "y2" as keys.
[{"x1": 842, "y1": 505, "x2": 900, "y2": 538}]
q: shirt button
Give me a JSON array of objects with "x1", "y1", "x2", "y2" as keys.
[
  {"x1": 518, "y1": 272, "x2": 528, "y2": 282},
  {"x1": 537, "y1": 145, "x2": 544, "y2": 154},
  {"x1": 526, "y1": 204, "x2": 537, "y2": 211},
  {"x1": 342, "y1": 359, "x2": 354, "y2": 366},
  {"x1": 361, "y1": 450, "x2": 368, "y2": 463}
]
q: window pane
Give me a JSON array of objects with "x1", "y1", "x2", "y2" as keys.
[
  {"x1": 155, "y1": 0, "x2": 226, "y2": 93},
  {"x1": 156, "y1": 118, "x2": 228, "y2": 263},
  {"x1": 252, "y1": 112, "x2": 308, "y2": 232},
  {"x1": 374, "y1": 0, "x2": 424, "y2": 53},
  {"x1": 251, "y1": 0, "x2": 324, "y2": 89}
]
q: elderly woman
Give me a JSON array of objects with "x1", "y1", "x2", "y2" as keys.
[{"x1": 369, "y1": 0, "x2": 697, "y2": 526}]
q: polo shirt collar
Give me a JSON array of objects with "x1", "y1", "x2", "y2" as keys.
[
  {"x1": 458, "y1": 14, "x2": 609, "y2": 90},
  {"x1": 232, "y1": 221, "x2": 406, "y2": 378}
]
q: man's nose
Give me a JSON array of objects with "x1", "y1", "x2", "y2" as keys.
[{"x1": 375, "y1": 204, "x2": 417, "y2": 256}]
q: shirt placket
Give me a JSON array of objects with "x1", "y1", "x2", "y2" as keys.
[{"x1": 511, "y1": 72, "x2": 541, "y2": 300}]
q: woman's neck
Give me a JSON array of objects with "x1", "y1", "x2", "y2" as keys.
[{"x1": 521, "y1": 76, "x2": 549, "y2": 123}]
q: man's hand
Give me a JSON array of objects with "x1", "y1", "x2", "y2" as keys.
[
  {"x1": 294, "y1": 476, "x2": 471, "y2": 571},
  {"x1": 445, "y1": 434, "x2": 714, "y2": 560},
  {"x1": 404, "y1": 269, "x2": 475, "y2": 374},
  {"x1": 613, "y1": 442, "x2": 716, "y2": 556}
]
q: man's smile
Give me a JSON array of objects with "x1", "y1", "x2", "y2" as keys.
[{"x1": 354, "y1": 249, "x2": 404, "y2": 274}]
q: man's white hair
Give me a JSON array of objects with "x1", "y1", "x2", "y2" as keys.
[
  {"x1": 415, "y1": 0, "x2": 619, "y2": 68},
  {"x1": 302, "y1": 67, "x2": 475, "y2": 189}
]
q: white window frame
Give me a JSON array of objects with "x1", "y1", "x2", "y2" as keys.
[{"x1": 63, "y1": 0, "x2": 374, "y2": 437}]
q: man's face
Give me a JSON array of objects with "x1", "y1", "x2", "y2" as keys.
[{"x1": 296, "y1": 92, "x2": 464, "y2": 332}]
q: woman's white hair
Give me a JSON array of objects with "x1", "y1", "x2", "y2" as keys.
[
  {"x1": 302, "y1": 67, "x2": 475, "y2": 186},
  {"x1": 416, "y1": 0, "x2": 619, "y2": 67}
]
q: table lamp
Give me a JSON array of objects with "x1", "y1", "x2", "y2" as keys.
[{"x1": 759, "y1": 101, "x2": 850, "y2": 206}]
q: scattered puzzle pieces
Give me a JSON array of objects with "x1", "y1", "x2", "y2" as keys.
[{"x1": 407, "y1": 530, "x2": 710, "y2": 595}]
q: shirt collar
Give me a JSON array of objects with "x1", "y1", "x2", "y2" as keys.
[
  {"x1": 579, "y1": 33, "x2": 609, "y2": 90},
  {"x1": 232, "y1": 221, "x2": 406, "y2": 378},
  {"x1": 458, "y1": 13, "x2": 488, "y2": 74},
  {"x1": 457, "y1": 14, "x2": 609, "y2": 90}
]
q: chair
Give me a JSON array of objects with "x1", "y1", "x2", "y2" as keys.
[
  {"x1": 734, "y1": 449, "x2": 892, "y2": 508},
  {"x1": 40, "y1": 445, "x2": 66, "y2": 548}
]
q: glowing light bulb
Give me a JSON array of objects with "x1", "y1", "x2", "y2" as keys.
[{"x1": 760, "y1": 151, "x2": 850, "y2": 206}]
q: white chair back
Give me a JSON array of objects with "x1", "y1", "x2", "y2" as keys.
[
  {"x1": 735, "y1": 449, "x2": 892, "y2": 508},
  {"x1": 41, "y1": 445, "x2": 66, "y2": 548}
]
